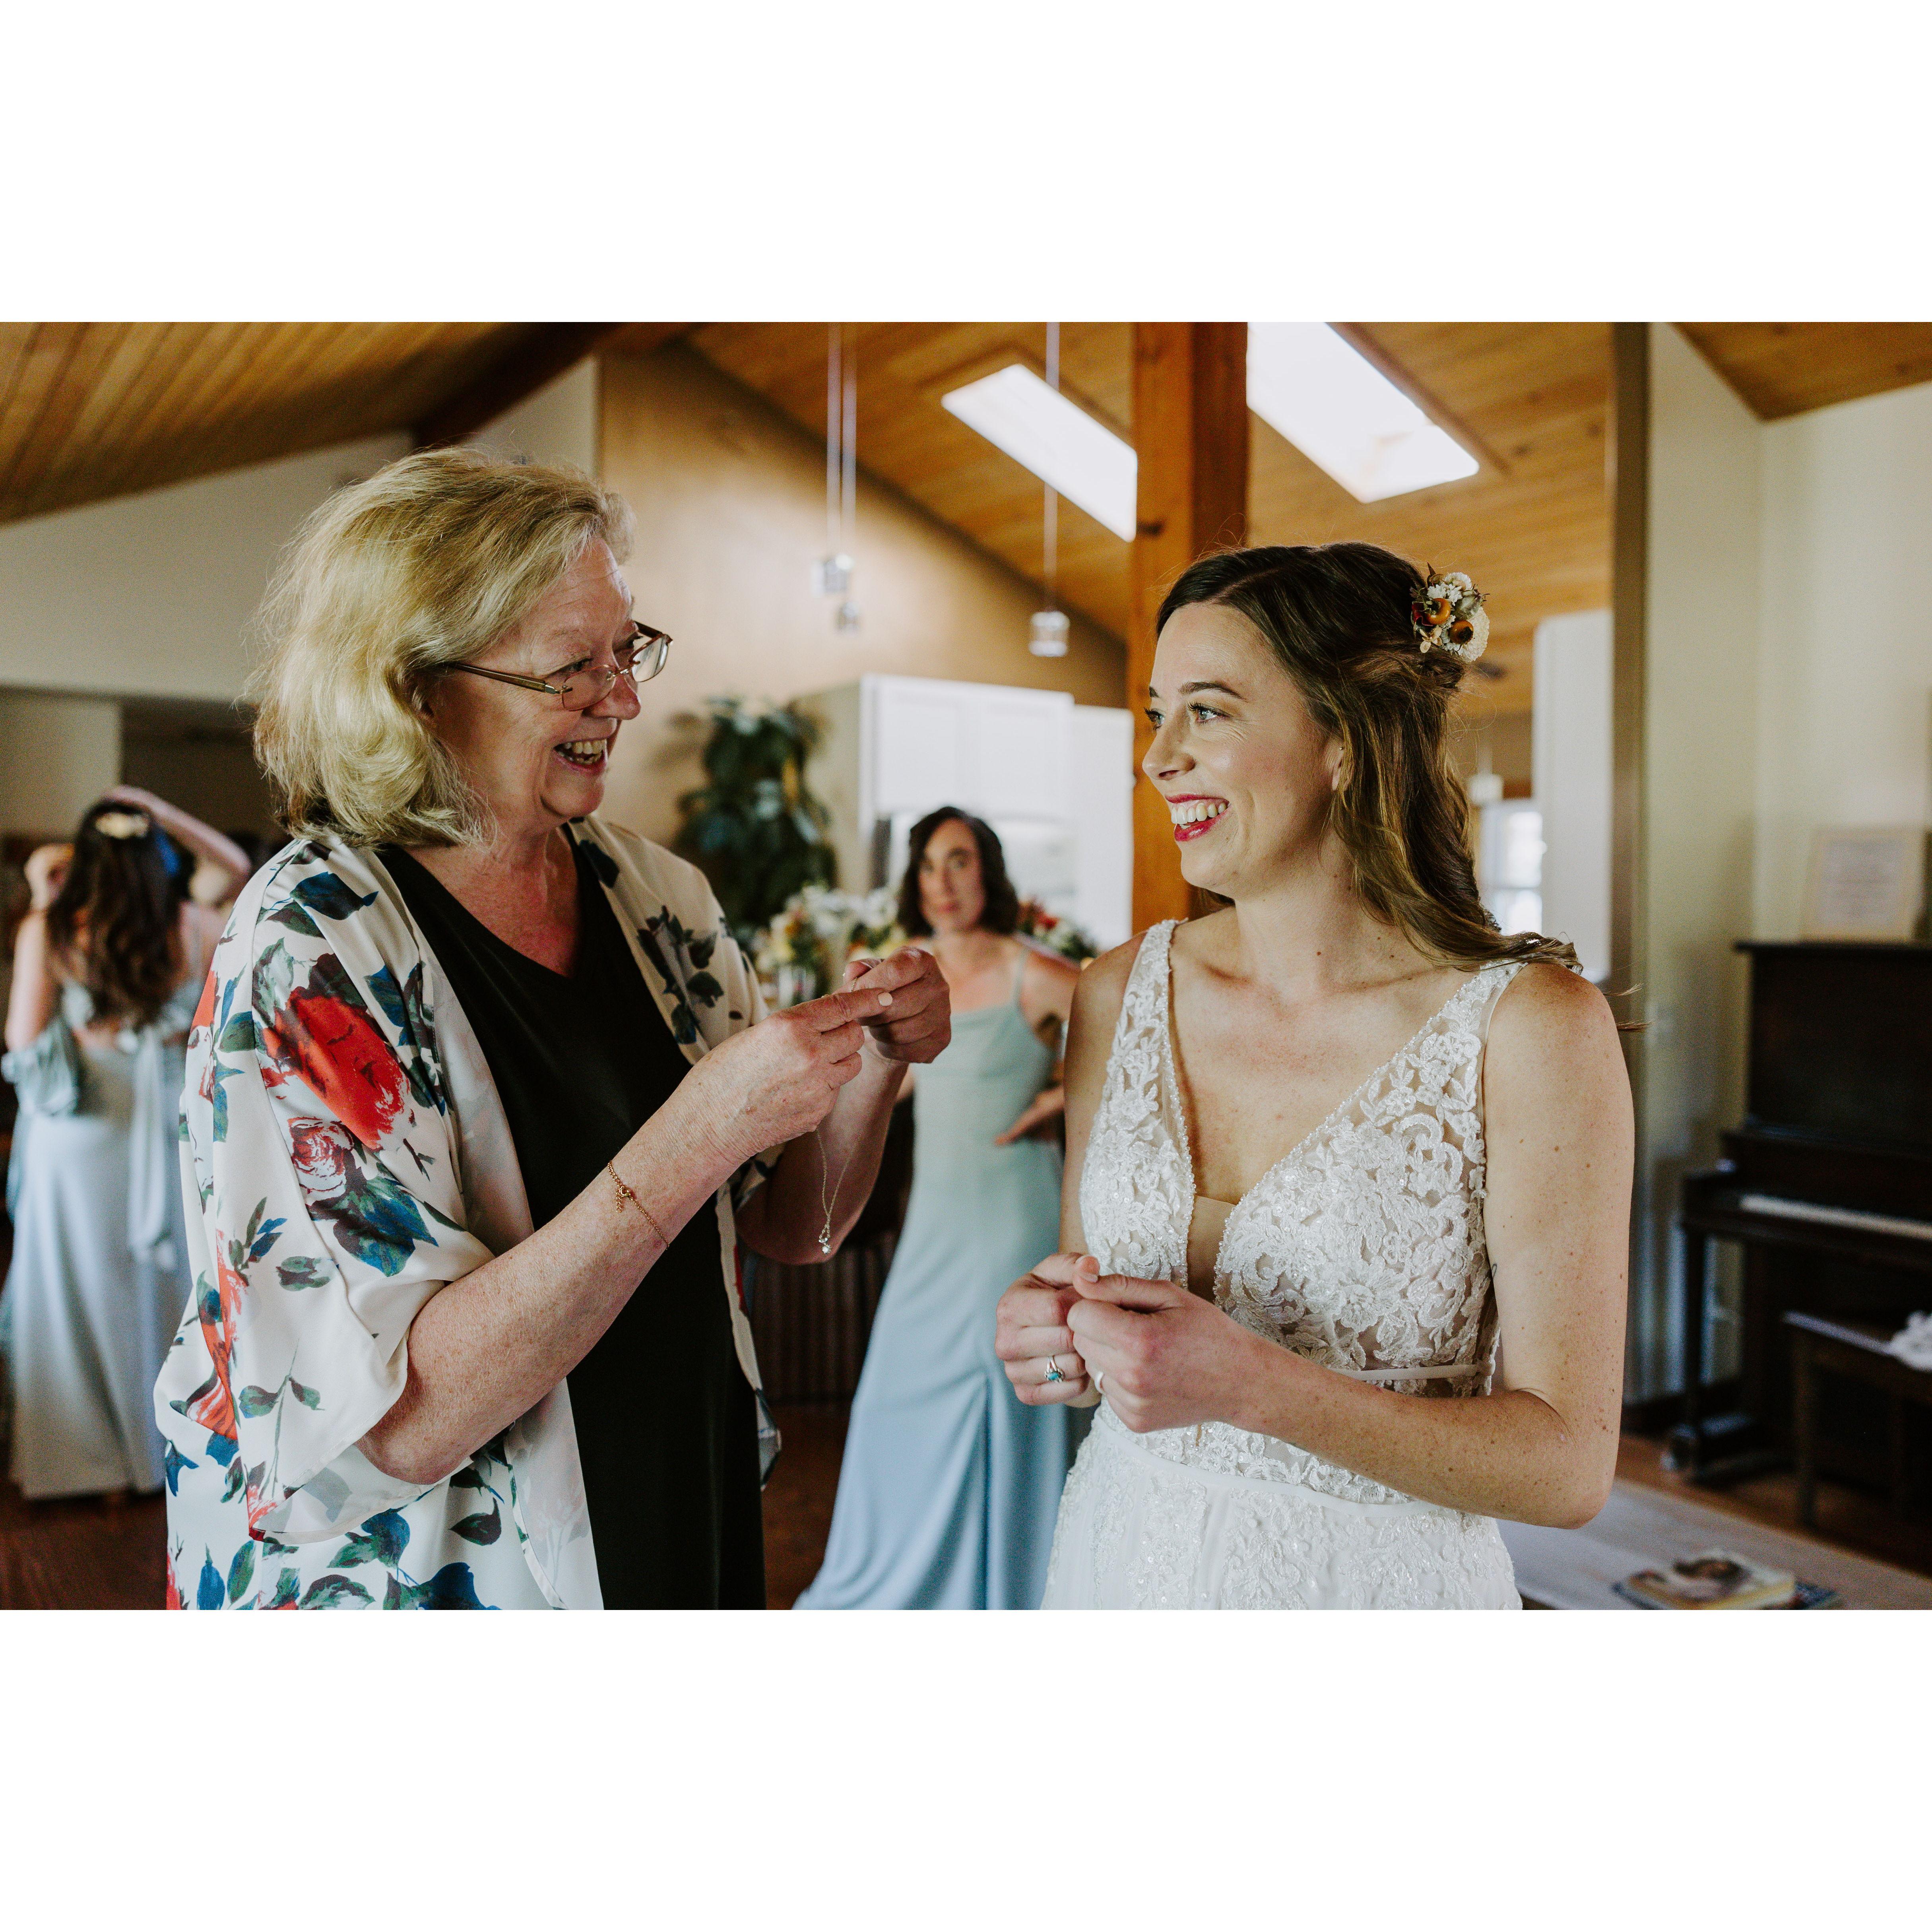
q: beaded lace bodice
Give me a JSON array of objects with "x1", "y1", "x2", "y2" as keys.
[{"x1": 1077, "y1": 921, "x2": 1522, "y2": 1505}]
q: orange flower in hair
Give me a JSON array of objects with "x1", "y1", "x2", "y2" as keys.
[{"x1": 1411, "y1": 571, "x2": 1489, "y2": 662}]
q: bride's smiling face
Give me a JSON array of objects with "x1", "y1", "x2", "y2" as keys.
[{"x1": 1143, "y1": 602, "x2": 1344, "y2": 897}]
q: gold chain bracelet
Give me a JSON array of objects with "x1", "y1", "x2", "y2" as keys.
[{"x1": 606, "y1": 1160, "x2": 671, "y2": 1249}]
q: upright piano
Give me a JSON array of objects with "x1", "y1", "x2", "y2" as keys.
[{"x1": 1672, "y1": 941, "x2": 1932, "y2": 1478}]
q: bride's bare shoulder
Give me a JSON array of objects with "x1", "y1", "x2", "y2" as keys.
[
  {"x1": 1487, "y1": 961, "x2": 1625, "y2": 1090},
  {"x1": 1068, "y1": 927, "x2": 1153, "y2": 1034}
]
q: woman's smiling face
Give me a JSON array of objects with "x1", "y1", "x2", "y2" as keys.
[
  {"x1": 421, "y1": 539, "x2": 642, "y2": 843},
  {"x1": 1142, "y1": 601, "x2": 1344, "y2": 898}
]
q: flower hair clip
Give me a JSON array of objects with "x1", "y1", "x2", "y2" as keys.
[
  {"x1": 93, "y1": 811, "x2": 151, "y2": 840},
  {"x1": 1411, "y1": 571, "x2": 1489, "y2": 663}
]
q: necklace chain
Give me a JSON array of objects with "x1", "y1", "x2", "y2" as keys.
[{"x1": 815, "y1": 1126, "x2": 857, "y2": 1255}]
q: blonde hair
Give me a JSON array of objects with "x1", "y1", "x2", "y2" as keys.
[{"x1": 248, "y1": 446, "x2": 636, "y2": 847}]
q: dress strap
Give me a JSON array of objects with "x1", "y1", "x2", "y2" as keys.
[
  {"x1": 1472, "y1": 957, "x2": 1529, "y2": 1044},
  {"x1": 1010, "y1": 942, "x2": 1028, "y2": 1007}
]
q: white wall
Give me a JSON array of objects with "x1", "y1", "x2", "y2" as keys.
[
  {"x1": 1755, "y1": 381, "x2": 1932, "y2": 938},
  {"x1": 0, "y1": 692, "x2": 120, "y2": 836},
  {"x1": 1531, "y1": 609, "x2": 1612, "y2": 983},
  {"x1": 596, "y1": 343, "x2": 1124, "y2": 844},
  {"x1": 0, "y1": 433, "x2": 407, "y2": 703},
  {"x1": 1633, "y1": 323, "x2": 1763, "y2": 1399},
  {"x1": 465, "y1": 360, "x2": 599, "y2": 474}
]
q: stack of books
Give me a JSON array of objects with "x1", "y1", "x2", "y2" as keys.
[{"x1": 1614, "y1": 1549, "x2": 1841, "y2": 1610}]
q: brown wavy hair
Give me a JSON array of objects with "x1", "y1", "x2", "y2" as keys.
[
  {"x1": 45, "y1": 802, "x2": 186, "y2": 1028},
  {"x1": 1158, "y1": 543, "x2": 1577, "y2": 972},
  {"x1": 897, "y1": 807, "x2": 1020, "y2": 939}
]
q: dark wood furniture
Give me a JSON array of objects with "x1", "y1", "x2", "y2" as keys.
[
  {"x1": 1674, "y1": 942, "x2": 1932, "y2": 1481},
  {"x1": 1785, "y1": 1311, "x2": 1932, "y2": 1527}
]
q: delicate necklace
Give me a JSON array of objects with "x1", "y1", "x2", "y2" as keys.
[{"x1": 815, "y1": 1125, "x2": 857, "y2": 1256}]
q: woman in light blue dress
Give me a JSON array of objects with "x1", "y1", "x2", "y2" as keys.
[
  {"x1": 3, "y1": 790, "x2": 247, "y2": 1498},
  {"x1": 799, "y1": 809, "x2": 1082, "y2": 1609}
]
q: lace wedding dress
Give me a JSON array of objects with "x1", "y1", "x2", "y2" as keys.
[{"x1": 1041, "y1": 921, "x2": 1523, "y2": 1610}]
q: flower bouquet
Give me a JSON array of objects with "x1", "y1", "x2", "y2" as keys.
[
  {"x1": 753, "y1": 883, "x2": 907, "y2": 1007},
  {"x1": 1016, "y1": 898, "x2": 1098, "y2": 965}
]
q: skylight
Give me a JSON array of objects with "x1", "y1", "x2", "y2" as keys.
[
  {"x1": 943, "y1": 328, "x2": 1476, "y2": 539},
  {"x1": 1247, "y1": 323, "x2": 1478, "y2": 502},
  {"x1": 940, "y1": 365, "x2": 1138, "y2": 540}
]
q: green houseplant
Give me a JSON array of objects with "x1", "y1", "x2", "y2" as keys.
[{"x1": 674, "y1": 696, "x2": 838, "y2": 948}]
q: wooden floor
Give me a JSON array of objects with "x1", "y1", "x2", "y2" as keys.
[
  {"x1": 763, "y1": 1404, "x2": 848, "y2": 1609},
  {"x1": 1616, "y1": 1433, "x2": 1932, "y2": 1579},
  {"x1": 0, "y1": 1477, "x2": 169, "y2": 1610},
  {"x1": 3, "y1": 1408, "x2": 1924, "y2": 1608}
]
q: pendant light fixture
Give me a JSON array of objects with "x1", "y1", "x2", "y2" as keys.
[
  {"x1": 1028, "y1": 321, "x2": 1069, "y2": 658},
  {"x1": 813, "y1": 324, "x2": 861, "y2": 632}
]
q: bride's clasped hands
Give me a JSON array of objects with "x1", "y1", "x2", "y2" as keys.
[{"x1": 996, "y1": 1251, "x2": 1272, "y2": 1436}]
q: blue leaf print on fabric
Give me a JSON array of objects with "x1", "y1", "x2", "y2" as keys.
[
  {"x1": 363, "y1": 962, "x2": 445, "y2": 1115},
  {"x1": 161, "y1": 1439, "x2": 196, "y2": 1496},
  {"x1": 450, "y1": 1505, "x2": 502, "y2": 1545},
  {"x1": 196, "y1": 1553, "x2": 224, "y2": 1611},
  {"x1": 227, "y1": 1540, "x2": 257, "y2": 1604},
  {"x1": 293, "y1": 873, "x2": 379, "y2": 921},
  {"x1": 576, "y1": 838, "x2": 619, "y2": 887},
  {"x1": 263, "y1": 899, "x2": 323, "y2": 941},
  {"x1": 334, "y1": 1509, "x2": 410, "y2": 1570},
  {"x1": 300, "y1": 1574, "x2": 374, "y2": 1609},
  {"x1": 417, "y1": 1563, "x2": 489, "y2": 1610},
  {"x1": 322, "y1": 1160, "x2": 435, "y2": 1276}
]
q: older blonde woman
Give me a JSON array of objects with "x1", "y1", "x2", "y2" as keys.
[{"x1": 156, "y1": 448, "x2": 949, "y2": 1610}]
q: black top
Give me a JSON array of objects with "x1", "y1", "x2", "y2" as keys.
[{"x1": 381, "y1": 839, "x2": 764, "y2": 1610}]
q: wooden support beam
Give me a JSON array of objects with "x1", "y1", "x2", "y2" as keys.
[
  {"x1": 412, "y1": 322, "x2": 648, "y2": 448},
  {"x1": 1608, "y1": 322, "x2": 1648, "y2": 1044},
  {"x1": 1609, "y1": 320, "x2": 1653, "y2": 1396},
  {"x1": 1127, "y1": 322, "x2": 1250, "y2": 931}
]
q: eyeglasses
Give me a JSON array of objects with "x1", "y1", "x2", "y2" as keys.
[{"x1": 443, "y1": 622, "x2": 672, "y2": 710}]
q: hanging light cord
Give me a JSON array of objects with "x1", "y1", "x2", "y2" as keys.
[
  {"x1": 1042, "y1": 320, "x2": 1060, "y2": 612},
  {"x1": 841, "y1": 336, "x2": 857, "y2": 555},
  {"x1": 826, "y1": 323, "x2": 842, "y2": 557}
]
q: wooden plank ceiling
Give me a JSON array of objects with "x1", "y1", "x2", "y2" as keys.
[
  {"x1": 0, "y1": 322, "x2": 616, "y2": 526},
  {"x1": 687, "y1": 322, "x2": 1614, "y2": 715},
  {"x1": 9, "y1": 320, "x2": 1928, "y2": 719},
  {"x1": 1680, "y1": 323, "x2": 1932, "y2": 420}
]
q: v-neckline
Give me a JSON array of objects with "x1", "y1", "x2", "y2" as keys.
[{"x1": 1159, "y1": 922, "x2": 1488, "y2": 1268}]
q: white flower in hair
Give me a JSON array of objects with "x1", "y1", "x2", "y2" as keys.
[{"x1": 1411, "y1": 570, "x2": 1489, "y2": 663}]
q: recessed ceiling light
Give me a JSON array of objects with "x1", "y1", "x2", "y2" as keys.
[
  {"x1": 1247, "y1": 323, "x2": 1478, "y2": 503},
  {"x1": 941, "y1": 365, "x2": 1137, "y2": 540}
]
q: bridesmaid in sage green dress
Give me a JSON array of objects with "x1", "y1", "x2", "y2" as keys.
[{"x1": 797, "y1": 809, "x2": 1081, "y2": 1609}]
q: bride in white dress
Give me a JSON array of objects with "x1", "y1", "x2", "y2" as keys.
[{"x1": 995, "y1": 543, "x2": 1632, "y2": 1609}]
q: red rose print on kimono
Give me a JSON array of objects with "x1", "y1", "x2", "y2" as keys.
[
  {"x1": 191, "y1": 963, "x2": 219, "y2": 1032},
  {"x1": 256, "y1": 945, "x2": 411, "y2": 1151},
  {"x1": 287, "y1": 1117, "x2": 354, "y2": 1205}
]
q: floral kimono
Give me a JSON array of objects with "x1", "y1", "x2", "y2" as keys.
[{"x1": 155, "y1": 817, "x2": 773, "y2": 1610}]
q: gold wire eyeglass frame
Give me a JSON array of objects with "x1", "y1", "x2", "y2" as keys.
[{"x1": 443, "y1": 622, "x2": 672, "y2": 709}]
